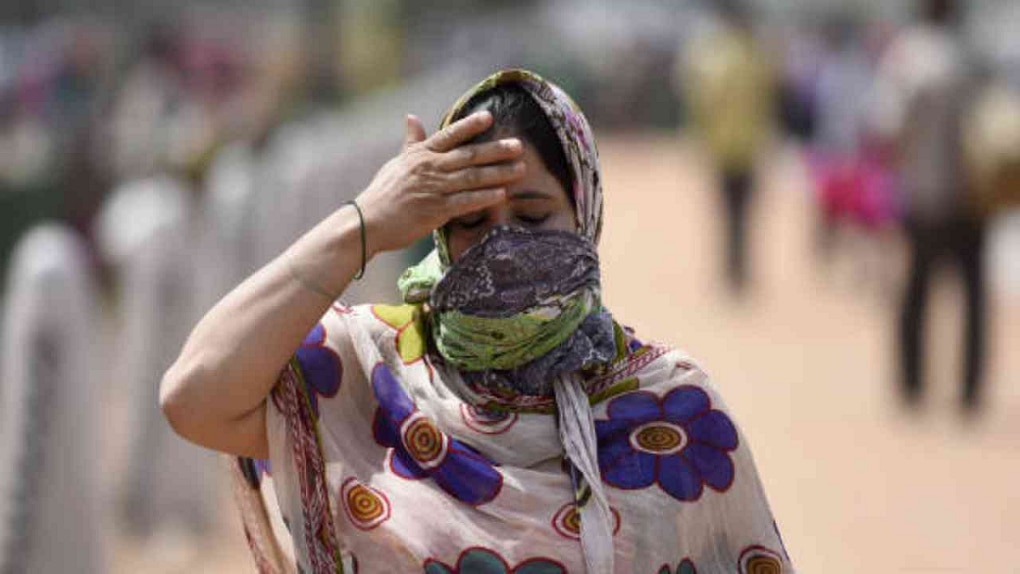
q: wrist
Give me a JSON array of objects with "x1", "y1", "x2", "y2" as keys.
[
  {"x1": 328, "y1": 203, "x2": 375, "y2": 262},
  {"x1": 350, "y1": 195, "x2": 390, "y2": 258},
  {"x1": 342, "y1": 200, "x2": 367, "y2": 279}
]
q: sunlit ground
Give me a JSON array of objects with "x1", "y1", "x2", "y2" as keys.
[{"x1": 111, "y1": 134, "x2": 1020, "y2": 572}]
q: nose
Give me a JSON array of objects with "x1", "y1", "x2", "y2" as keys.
[
  {"x1": 470, "y1": 206, "x2": 513, "y2": 239},
  {"x1": 488, "y1": 206, "x2": 513, "y2": 227}
]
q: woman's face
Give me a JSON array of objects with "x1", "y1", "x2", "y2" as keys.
[{"x1": 445, "y1": 140, "x2": 575, "y2": 261}]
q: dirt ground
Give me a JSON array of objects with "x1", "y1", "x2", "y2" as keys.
[{"x1": 113, "y1": 134, "x2": 1020, "y2": 573}]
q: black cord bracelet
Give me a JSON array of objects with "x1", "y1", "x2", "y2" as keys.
[{"x1": 343, "y1": 200, "x2": 366, "y2": 280}]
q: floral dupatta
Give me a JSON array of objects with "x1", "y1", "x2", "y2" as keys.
[{"x1": 230, "y1": 70, "x2": 794, "y2": 573}]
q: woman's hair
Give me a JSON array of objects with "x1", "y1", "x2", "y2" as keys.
[{"x1": 450, "y1": 84, "x2": 573, "y2": 202}]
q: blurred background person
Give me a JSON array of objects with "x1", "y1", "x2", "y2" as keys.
[
  {"x1": 807, "y1": 9, "x2": 900, "y2": 292},
  {"x1": 869, "y1": 0, "x2": 987, "y2": 411},
  {"x1": 681, "y1": 0, "x2": 775, "y2": 295}
]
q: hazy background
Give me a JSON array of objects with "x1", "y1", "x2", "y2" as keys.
[{"x1": 0, "y1": 0, "x2": 1017, "y2": 572}]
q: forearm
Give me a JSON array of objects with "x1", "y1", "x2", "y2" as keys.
[{"x1": 160, "y1": 204, "x2": 367, "y2": 452}]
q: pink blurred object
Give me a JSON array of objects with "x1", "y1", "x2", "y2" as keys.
[{"x1": 809, "y1": 151, "x2": 901, "y2": 230}]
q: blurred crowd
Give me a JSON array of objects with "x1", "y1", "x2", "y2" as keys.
[
  {"x1": 0, "y1": 0, "x2": 1018, "y2": 571},
  {"x1": 682, "y1": 0, "x2": 1020, "y2": 412}
]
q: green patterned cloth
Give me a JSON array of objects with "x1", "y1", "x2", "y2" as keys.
[{"x1": 433, "y1": 288, "x2": 594, "y2": 371}]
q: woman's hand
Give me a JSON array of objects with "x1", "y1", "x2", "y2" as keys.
[{"x1": 356, "y1": 111, "x2": 526, "y2": 255}]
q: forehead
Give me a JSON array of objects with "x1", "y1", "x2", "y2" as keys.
[{"x1": 515, "y1": 142, "x2": 570, "y2": 198}]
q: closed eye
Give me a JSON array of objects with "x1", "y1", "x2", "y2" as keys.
[
  {"x1": 517, "y1": 214, "x2": 550, "y2": 226},
  {"x1": 451, "y1": 212, "x2": 487, "y2": 229}
]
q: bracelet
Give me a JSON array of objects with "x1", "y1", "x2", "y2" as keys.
[{"x1": 343, "y1": 199, "x2": 366, "y2": 280}]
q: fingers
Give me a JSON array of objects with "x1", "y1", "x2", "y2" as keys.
[
  {"x1": 443, "y1": 160, "x2": 525, "y2": 194},
  {"x1": 436, "y1": 137, "x2": 523, "y2": 172},
  {"x1": 404, "y1": 114, "x2": 427, "y2": 149},
  {"x1": 444, "y1": 187, "x2": 507, "y2": 217},
  {"x1": 426, "y1": 111, "x2": 493, "y2": 153}
]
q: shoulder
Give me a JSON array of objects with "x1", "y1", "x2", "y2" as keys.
[
  {"x1": 328, "y1": 302, "x2": 428, "y2": 364},
  {"x1": 587, "y1": 326, "x2": 721, "y2": 409}
]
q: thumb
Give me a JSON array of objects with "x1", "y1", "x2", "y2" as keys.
[{"x1": 403, "y1": 114, "x2": 427, "y2": 149}]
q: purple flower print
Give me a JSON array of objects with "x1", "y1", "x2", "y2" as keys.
[
  {"x1": 371, "y1": 363, "x2": 502, "y2": 506},
  {"x1": 595, "y1": 385, "x2": 738, "y2": 502},
  {"x1": 294, "y1": 323, "x2": 342, "y2": 415}
]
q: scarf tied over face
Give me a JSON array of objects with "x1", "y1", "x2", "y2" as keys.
[
  {"x1": 424, "y1": 226, "x2": 616, "y2": 396},
  {"x1": 398, "y1": 69, "x2": 617, "y2": 573}
]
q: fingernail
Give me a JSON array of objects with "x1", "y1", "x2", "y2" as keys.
[
  {"x1": 502, "y1": 138, "x2": 521, "y2": 150},
  {"x1": 476, "y1": 110, "x2": 493, "y2": 121}
]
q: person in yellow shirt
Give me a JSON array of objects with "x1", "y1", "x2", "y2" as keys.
[{"x1": 683, "y1": 0, "x2": 775, "y2": 293}]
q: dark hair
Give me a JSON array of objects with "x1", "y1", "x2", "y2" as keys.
[{"x1": 450, "y1": 84, "x2": 573, "y2": 201}]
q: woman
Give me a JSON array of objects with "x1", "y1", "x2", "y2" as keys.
[{"x1": 161, "y1": 69, "x2": 793, "y2": 573}]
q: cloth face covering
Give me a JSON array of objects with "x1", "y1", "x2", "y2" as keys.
[{"x1": 428, "y1": 225, "x2": 617, "y2": 397}]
